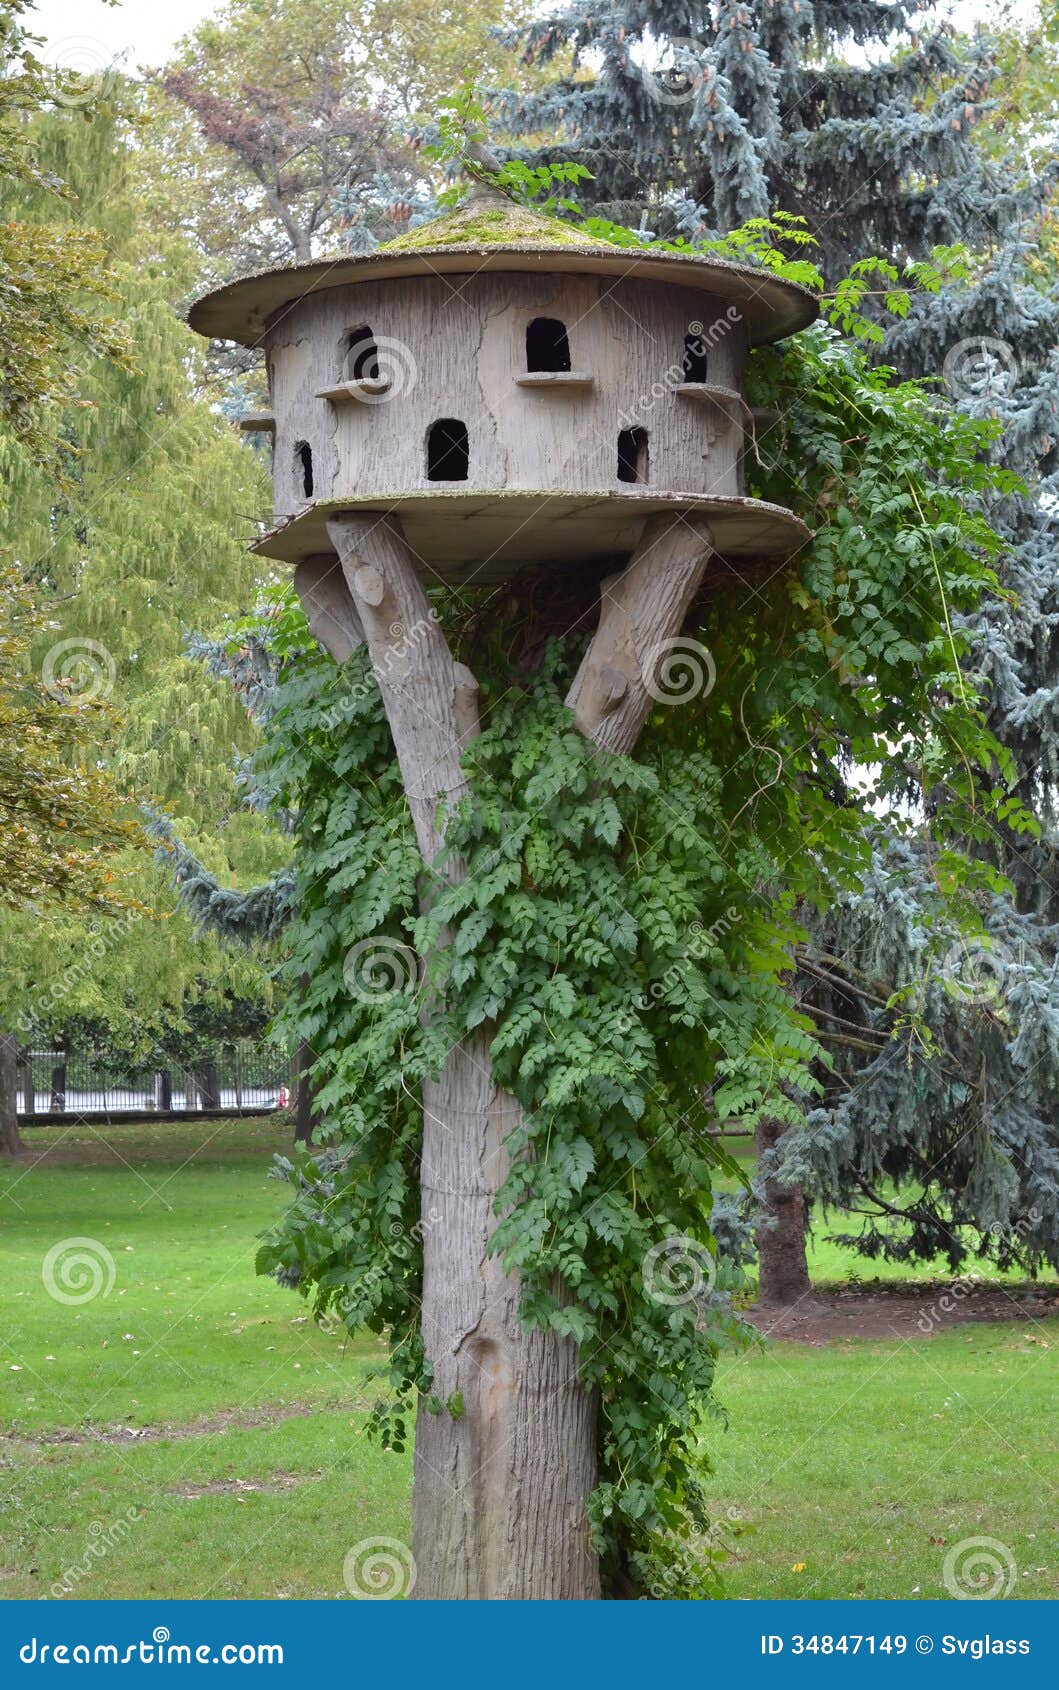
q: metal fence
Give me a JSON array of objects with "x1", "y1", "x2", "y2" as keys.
[{"x1": 16, "y1": 1041, "x2": 295, "y2": 1120}]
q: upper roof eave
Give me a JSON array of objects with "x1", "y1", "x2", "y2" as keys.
[{"x1": 188, "y1": 191, "x2": 818, "y2": 348}]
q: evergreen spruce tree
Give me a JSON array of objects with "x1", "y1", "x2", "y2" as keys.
[
  {"x1": 499, "y1": 2, "x2": 1059, "y2": 1296},
  {"x1": 146, "y1": 622, "x2": 317, "y2": 1139}
]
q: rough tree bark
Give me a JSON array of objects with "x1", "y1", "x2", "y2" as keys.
[
  {"x1": 316, "y1": 511, "x2": 713, "y2": 1600},
  {"x1": 565, "y1": 515, "x2": 720, "y2": 753},
  {"x1": 754, "y1": 1115, "x2": 813, "y2": 1308},
  {"x1": 18, "y1": 1050, "x2": 35, "y2": 1119},
  {"x1": 293, "y1": 1037, "x2": 320, "y2": 1145},
  {"x1": 199, "y1": 1059, "x2": 222, "y2": 1111},
  {"x1": 0, "y1": 1033, "x2": 24, "y2": 1156},
  {"x1": 49, "y1": 1059, "x2": 67, "y2": 1113}
]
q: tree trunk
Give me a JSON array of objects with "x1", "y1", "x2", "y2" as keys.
[
  {"x1": 199, "y1": 1059, "x2": 222, "y2": 1111},
  {"x1": 323, "y1": 510, "x2": 714, "y2": 1599},
  {"x1": 156, "y1": 1070, "x2": 173, "y2": 1111},
  {"x1": 754, "y1": 1115, "x2": 813, "y2": 1307},
  {"x1": 18, "y1": 1050, "x2": 35, "y2": 1118},
  {"x1": 413, "y1": 1031, "x2": 600, "y2": 1597},
  {"x1": 49, "y1": 1059, "x2": 67, "y2": 1113},
  {"x1": 0, "y1": 1033, "x2": 24, "y2": 1156},
  {"x1": 329, "y1": 512, "x2": 597, "y2": 1597},
  {"x1": 293, "y1": 1037, "x2": 319, "y2": 1145}
]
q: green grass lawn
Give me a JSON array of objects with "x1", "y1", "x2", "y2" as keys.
[
  {"x1": 713, "y1": 1325, "x2": 1059, "y2": 1600},
  {"x1": 1, "y1": 1118, "x2": 1057, "y2": 1600}
]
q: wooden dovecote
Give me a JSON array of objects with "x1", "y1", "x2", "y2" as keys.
[{"x1": 190, "y1": 187, "x2": 817, "y2": 586}]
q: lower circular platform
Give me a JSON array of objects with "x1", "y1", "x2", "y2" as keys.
[{"x1": 250, "y1": 491, "x2": 810, "y2": 586}]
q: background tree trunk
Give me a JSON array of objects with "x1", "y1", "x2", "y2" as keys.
[
  {"x1": 49, "y1": 1058, "x2": 67, "y2": 1112},
  {"x1": 18, "y1": 1049, "x2": 35, "y2": 1119},
  {"x1": 199, "y1": 1059, "x2": 222, "y2": 1111},
  {"x1": 324, "y1": 511, "x2": 714, "y2": 1599},
  {"x1": 0, "y1": 1033, "x2": 24, "y2": 1155},
  {"x1": 293, "y1": 969, "x2": 320, "y2": 1146},
  {"x1": 293, "y1": 1038, "x2": 319, "y2": 1145},
  {"x1": 754, "y1": 1115, "x2": 813, "y2": 1307}
]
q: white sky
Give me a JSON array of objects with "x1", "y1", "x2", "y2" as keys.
[
  {"x1": 31, "y1": 0, "x2": 217, "y2": 74},
  {"x1": 28, "y1": 0, "x2": 1041, "y2": 77}
]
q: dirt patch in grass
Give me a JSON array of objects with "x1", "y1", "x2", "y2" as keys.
[
  {"x1": 168, "y1": 1472, "x2": 324, "y2": 1498},
  {"x1": 744, "y1": 1280, "x2": 1059, "y2": 1344},
  {"x1": 7, "y1": 1400, "x2": 352, "y2": 1448}
]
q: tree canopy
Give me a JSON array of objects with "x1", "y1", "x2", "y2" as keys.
[
  {"x1": 0, "y1": 36, "x2": 284, "y2": 1079},
  {"x1": 148, "y1": 0, "x2": 544, "y2": 275}
]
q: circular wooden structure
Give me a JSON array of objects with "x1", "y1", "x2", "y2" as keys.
[{"x1": 190, "y1": 190, "x2": 818, "y2": 585}]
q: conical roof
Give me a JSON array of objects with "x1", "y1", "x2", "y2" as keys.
[{"x1": 188, "y1": 186, "x2": 817, "y2": 348}]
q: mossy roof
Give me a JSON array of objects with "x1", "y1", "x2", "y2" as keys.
[
  {"x1": 188, "y1": 186, "x2": 818, "y2": 348},
  {"x1": 379, "y1": 189, "x2": 605, "y2": 253}
]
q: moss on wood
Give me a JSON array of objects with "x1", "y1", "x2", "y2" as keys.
[{"x1": 380, "y1": 189, "x2": 608, "y2": 255}]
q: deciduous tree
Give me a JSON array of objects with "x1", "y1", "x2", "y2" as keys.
[
  {"x1": 0, "y1": 62, "x2": 284, "y2": 1131},
  {"x1": 150, "y1": 0, "x2": 543, "y2": 277}
]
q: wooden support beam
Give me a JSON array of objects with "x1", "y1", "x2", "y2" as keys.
[
  {"x1": 293, "y1": 555, "x2": 365, "y2": 665},
  {"x1": 565, "y1": 512, "x2": 715, "y2": 753}
]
